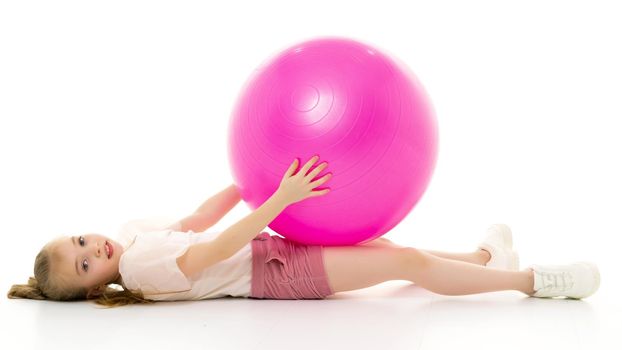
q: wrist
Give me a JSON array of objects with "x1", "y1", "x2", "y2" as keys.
[{"x1": 268, "y1": 192, "x2": 290, "y2": 210}]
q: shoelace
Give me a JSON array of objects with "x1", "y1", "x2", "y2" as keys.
[{"x1": 535, "y1": 270, "x2": 574, "y2": 292}]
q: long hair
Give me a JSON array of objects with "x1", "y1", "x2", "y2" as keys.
[{"x1": 7, "y1": 244, "x2": 155, "y2": 308}]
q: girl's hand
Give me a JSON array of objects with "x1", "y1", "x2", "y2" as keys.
[{"x1": 275, "y1": 155, "x2": 332, "y2": 206}]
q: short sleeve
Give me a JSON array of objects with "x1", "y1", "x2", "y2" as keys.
[
  {"x1": 119, "y1": 230, "x2": 193, "y2": 296},
  {"x1": 116, "y1": 216, "x2": 179, "y2": 248}
]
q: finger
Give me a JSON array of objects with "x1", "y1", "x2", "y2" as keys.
[
  {"x1": 309, "y1": 188, "x2": 330, "y2": 197},
  {"x1": 299, "y1": 155, "x2": 320, "y2": 177},
  {"x1": 285, "y1": 158, "x2": 299, "y2": 177},
  {"x1": 306, "y1": 161, "x2": 328, "y2": 180},
  {"x1": 309, "y1": 173, "x2": 332, "y2": 187}
]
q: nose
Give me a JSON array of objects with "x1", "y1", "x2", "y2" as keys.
[{"x1": 94, "y1": 241, "x2": 101, "y2": 258}]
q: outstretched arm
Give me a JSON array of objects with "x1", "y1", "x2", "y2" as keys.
[
  {"x1": 176, "y1": 156, "x2": 331, "y2": 276},
  {"x1": 174, "y1": 184, "x2": 242, "y2": 232},
  {"x1": 177, "y1": 193, "x2": 287, "y2": 279},
  {"x1": 215, "y1": 194, "x2": 288, "y2": 259}
]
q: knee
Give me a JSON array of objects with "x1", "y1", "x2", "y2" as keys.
[{"x1": 400, "y1": 247, "x2": 429, "y2": 267}]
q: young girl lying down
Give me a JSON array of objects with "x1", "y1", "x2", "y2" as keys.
[{"x1": 7, "y1": 156, "x2": 600, "y2": 308}]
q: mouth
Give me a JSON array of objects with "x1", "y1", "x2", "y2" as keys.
[{"x1": 105, "y1": 241, "x2": 113, "y2": 259}]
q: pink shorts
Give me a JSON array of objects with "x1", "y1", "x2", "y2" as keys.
[{"x1": 250, "y1": 232, "x2": 335, "y2": 299}]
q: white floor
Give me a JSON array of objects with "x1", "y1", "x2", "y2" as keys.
[{"x1": 3, "y1": 277, "x2": 620, "y2": 350}]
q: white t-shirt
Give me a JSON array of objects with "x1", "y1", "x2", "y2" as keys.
[{"x1": 116, "y1": 217, "x2": 252, "y2": 301}]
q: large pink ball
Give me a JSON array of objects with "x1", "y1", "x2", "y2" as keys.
[{"x1": 227, "y1": 37, "x2": 438, "y2": 246}]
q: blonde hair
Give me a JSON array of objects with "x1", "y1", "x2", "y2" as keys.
[{"x1": 7, "y1": 243, "x2": 155, "y2": 308}]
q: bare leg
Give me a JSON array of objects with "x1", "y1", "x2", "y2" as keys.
[
  {"x1": 420, "y1": 248, "x2": 490, "y2": 266},
  {"x1": 323, "y1": 245, "x2": 415, "y2": 293},
  {"x1": 360, "y1": 238, "x2": 491, "y2": 266},
  {"x1": 407, "y1": 249, "x2": 535, "y2": 296},
  {"x1": 322, "y1": 245, "x2": 533, "y2": 296}
]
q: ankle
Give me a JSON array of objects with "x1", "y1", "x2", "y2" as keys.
[
  {"x1": 477, "y1": 249, "x2": 491, "y2": 266},
  {"x1": 521, "y1": 268, "x2": 536, "y2": 296}
]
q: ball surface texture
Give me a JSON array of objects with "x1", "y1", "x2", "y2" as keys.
[{"x1": 228, "y1": 37, "x2": 438, "y2": 245}]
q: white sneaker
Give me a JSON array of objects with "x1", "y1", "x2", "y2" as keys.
[
  {"x1": 529, "y1": 262, "x2": 601, "y2": 299},
  {"x1": 477, "y1": 224, "x2": 520, "y2": 270}
]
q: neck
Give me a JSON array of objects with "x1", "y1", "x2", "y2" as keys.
[{"x1": 112, "y1": 273, "x2": 123, "y2": 285}]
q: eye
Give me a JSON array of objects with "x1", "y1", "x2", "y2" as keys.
[{"x1": 79, "y1": 236, "x2": 88, "y2": 272}]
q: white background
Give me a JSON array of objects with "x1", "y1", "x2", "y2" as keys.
[{"x1": 1, "y1": 1, "x2": 620, "y2": 349}]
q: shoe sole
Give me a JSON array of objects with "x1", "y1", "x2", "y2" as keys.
[
  {"x1": 492, "y1": 224, "x2": 513, "y2": 249},
  {"x1": 489, "y1": 224, "x2": 519, "y2": 270}
]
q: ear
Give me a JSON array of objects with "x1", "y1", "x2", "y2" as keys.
[{"x1": 86, "y1": 285, "x2": 105, "y2": 299}]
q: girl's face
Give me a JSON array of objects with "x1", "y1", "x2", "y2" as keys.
[{"x1": 53, "y1": 233, "x2": 124, "y2": 293}]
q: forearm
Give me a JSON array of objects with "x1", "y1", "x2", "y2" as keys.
[
  {"x1": 194, "y1": 184, "x2": 241, "y2": 217},
  {"x1": 215, "y1": 194, "x2": 288, "y2": 258}
]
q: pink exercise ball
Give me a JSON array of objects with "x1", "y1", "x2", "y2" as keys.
[{"x1": 227, "y1": 37, "x2": 438, "y2": 246}]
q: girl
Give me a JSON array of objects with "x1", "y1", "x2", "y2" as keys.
[{"x1": 8, "y1": 155, "x2": 600, "y2": 308}]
